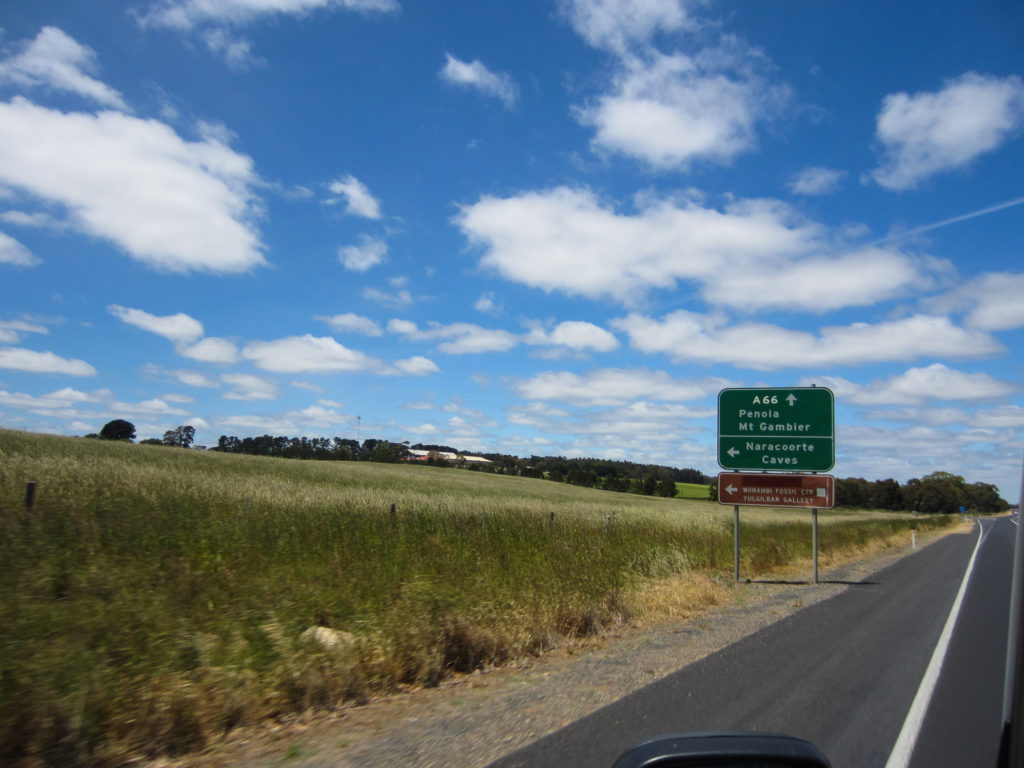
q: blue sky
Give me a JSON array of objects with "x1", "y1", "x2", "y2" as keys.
[{"x1": 1, "y1": 0, "x2": 1022, "y2": 502}]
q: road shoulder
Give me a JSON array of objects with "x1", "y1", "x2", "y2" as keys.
[{"x1": 178, "y1": 523, "x2": 971, "y2": 768}]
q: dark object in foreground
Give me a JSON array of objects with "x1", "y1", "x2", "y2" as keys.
[{"x1": 613, "y1": 732, "x2": 832, "y2": 767}]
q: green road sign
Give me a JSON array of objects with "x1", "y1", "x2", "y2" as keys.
[{"x1": 718, "y1": 387, "x2": 835, "y2": 471}]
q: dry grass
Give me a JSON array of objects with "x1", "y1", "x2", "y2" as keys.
[{"x1": 0, "y1": 429, "x2": 953, "y2": 766}]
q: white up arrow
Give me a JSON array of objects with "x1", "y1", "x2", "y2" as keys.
[{"x1": 786, "y1": 393, "x2": 797, "y2": 406}]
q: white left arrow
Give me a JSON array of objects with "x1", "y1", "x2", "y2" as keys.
[
  {"x1": 727, "y1": 447, "x2": 740, "y2": 458},
  {"x1": 726, "y1": 483, "x2": 738, "y2": 494}
]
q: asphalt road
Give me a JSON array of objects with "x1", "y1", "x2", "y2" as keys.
[
  {"x1": 908, "y1": 516, "x2": 1015, "y2": 768},
  {"x1": 489, "y1": 517, "x2": 1015, "y2": 768}
]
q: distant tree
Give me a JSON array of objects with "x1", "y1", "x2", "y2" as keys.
[
  {"x1": 214, "y1": 435, "x2": 242, "y2": 452},
  {"x1": 965, "y1": 482, "x2": 1009, "y2": 514},
  {"x1": 162, "y1": 425, "x2": 195, "y2": 448},
  {"x1": 872, "y1": 478, "x2": 904, "y2": 511},
  {"x1": 139, "y1": 438, "x2": 163, "y2": 446},
  {"x1": 708, "y1": 477, "x2": 718, "y2": 501},
  {"x1": 361, "y1": 439, "x2": 407, "y2": 463},
  {"x1": 641, "y1": 475, "x2": 659, "y2": 496},
  {"x1": 658, "y1": 478, "x2": 678, "y2": 498},
  {"x1": 99, "y1": 419, "x2": 135, "y2": 442},
  {"x1": 836, "y1": 477, "x2": 872, "y2": 508},
  {"x1": 909, "y1": 472, "x2": 966, "y2": 514}
]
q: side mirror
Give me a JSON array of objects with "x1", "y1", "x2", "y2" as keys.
[{"x1": 612, "y1": 732, "x2": 832, "y2": 767}]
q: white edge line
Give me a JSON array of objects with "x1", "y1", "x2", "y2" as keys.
[{"x1": 884, "y1": 520, "x2": 986, "y2": 768}]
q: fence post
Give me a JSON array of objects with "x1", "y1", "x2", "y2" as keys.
[{"x1": 25, "y1": 481, "x2": 37, "y2": 510}]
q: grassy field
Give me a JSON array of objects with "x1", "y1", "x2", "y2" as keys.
[
  {"x1": 0, "y1": 429, "x2": 953, "y2": 766},
  {"x1": 676, "y1": 481, "x2": 711, "y2": 500}
]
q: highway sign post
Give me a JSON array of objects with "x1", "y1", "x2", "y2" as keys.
[
  {"x1": 717, "y1": 386, "x2": 836, "y2": 583},
  {"x1": 718, "y1": 387, "x2": 834, "y2": 472},
  {"x1": 718, "y1": 472, "x2": 834, "y2": 509}
]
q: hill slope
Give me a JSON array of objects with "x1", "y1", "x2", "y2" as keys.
[{"x1": 0, "y1": 429, "x2": 948, "y2": 765}]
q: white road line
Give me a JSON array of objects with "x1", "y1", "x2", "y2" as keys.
[{"x1": 885, "y1": 520, "x2": 987, "y2": 768}]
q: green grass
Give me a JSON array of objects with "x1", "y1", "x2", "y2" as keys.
[
  {"x1": 675, "y1": 482, "x2": 711, "y2": 499},
  {"x1": 0, "y1": 429, "x2": 953, "y2": 765}
]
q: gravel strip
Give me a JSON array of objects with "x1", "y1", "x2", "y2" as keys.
[{"x1": 190, "y1": 528, "x2": 961, "y2": 768}]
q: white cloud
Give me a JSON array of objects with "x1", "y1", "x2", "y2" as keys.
[
  {"x1": 0, "y1": 319, "x2": 48, "y2": 344},
  {"x1": 577, "y1": 48, "x2": 785, "y2": 168},
  {"x1": 394, "y1": 356, "x2": 440, "y2": 375},
  {"x1": 242, "y1": 334, "x2": 382, "y2": 373},
  {"x1": 179, "y1": 336, "x2": 240, "y2": 363},
  {"x1": 516, "y1": 368, "x2": 717, "y2": 406},
  {"x1": 456, "y1": 186, "x2": 934, "y2": 310},
  {"x1": 404, "y1": 400, "x2": 434, "y2": 410},
  {"x1": 108, "y1": 305, "x2": 204, "y2": 343},
  {"x1": 0, "y1": 210, "x2": 64, "y2": 229},
  {"x1": 612, "y1": 312, "x2": 1004, "y2": 370},
  {"x1": 0, "y1": 99, "x2": 266, "y2": 274},
  {"x1": 363, "y1": 285, "x2": 414, "y2": 308},
  {"x1": 140, "y1": 0, "x2": 400, "y2": 30},
  {"x1": 560, "y1": 0, "x2": 690, "y2": 54},
  {"x1": 926, "y1": 272, "x2": 1024, "y2": 331},
  {"x1": 700, "y1": 247, "x2": 937, "y2": 313},
  {"x1": 161, "y1": 393, "x2": 196, "y2": 404},
  {"x1": 502, "y1": 396, "x2": 715, "y2": 469},
  {"x1": 0, "y1": 346, "x2": 97, "y2": 376},
  {"x1": 219, "y1": 413, "x2": 299, "y2": 433},
  {"x1": 114, "y1": 397, "x2": 189, "y2": 416},
  {"x1": 339, "y1": 235, "x2": 387, "y2": 271},
  {"x1": 0, "y1": 231, "x2": 40, "y2": 266},
  {"x1": 202, "y1": 28, "x2": 260, "y2": 71},
  {"x1": 318, "y1": 312, "x2": 384, "y2": 336},
  {"x1": 171, "y1": 369, "x2": 221, "y2": 388},
  {"x1": 218, "y1": 398, "x2": 360, "y2": 434},
  {"x1": 973, "y1": 406, "x2": 1024, "y2": 429},
  {"x1": 327, "y1": 174, "x2": 382, "y2": 219},
  {"x1": 789, "y1": 167, "x2": 846, "y2": 196},
  {"x1": 0, "y1": 27, "x2": 130, "y2": 111},
  {"x1": 221, "y1": 372, "x2": 278, "y2": 400},
  {"x1": 0, "y1": 386, "x2": 108, "y2": 414},
  {"x1": 440, "y1": 54, "x2": 518, "y2": 108},
  {"x1": 457, "y1": 187, "x2": 803, "y2": 305},
  {"x1": 871, "y1": 72, "x2": 1024, "y2": 190},
  {"x1": 524, "y1": 321, "x2": 620, "y2": 352},
  {"x1": 806, "y1": 364, "x2": 1016, "y2": 406},
  {"x1": 293, "y1": 403, "x2": 350, "y2": 427},
  {"x1": 388, "y1": 319, "x2": 519, "y2": 354},
  {"x1": 473, "y1": 292, "x2": 502, "y2": 315}
]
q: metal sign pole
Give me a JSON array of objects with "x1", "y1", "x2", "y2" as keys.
[
  {"x1": 812, "y1": 508, "x2": 819, "y2": 585},
  {"x1": 734, "y1": 505, "x2": 741, "y2": 582}
]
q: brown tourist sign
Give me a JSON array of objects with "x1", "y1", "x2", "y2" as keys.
[{"x1": 717, "y1": 471, "x2": 835, "y2": 509}]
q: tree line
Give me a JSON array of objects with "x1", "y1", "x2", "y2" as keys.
[
  {"x1": 708, "y1": 471, "x2": 1008, "y2": 514},
  {"x1": 89, "y1": 420, "x2": 1008, "y2": 512},
  {"x1": 833, "y1": 472, "x2": 1007, "y2": 514},
  {"x1": 206, "y1": 435, "x2": 710, "y2": 498}
]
